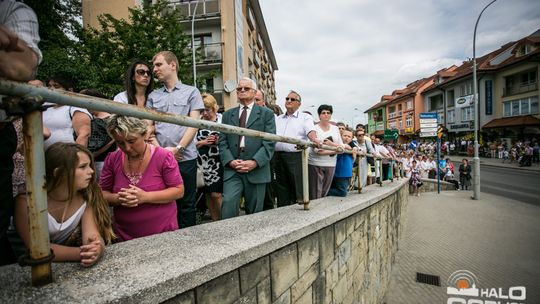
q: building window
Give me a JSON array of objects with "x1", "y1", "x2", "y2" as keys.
[
  {"x1": 388, "y1": 106, "x2": 396, "y2": 119},
  {"x1": 459, "y1": 82, "x2": 473, "y2": 97},
  {"x1": 429, "y1": 95, "x2": 443, "y2": 111},
  {"x1": 447, "y1": 109, "x2": 455, "y2": 123},
  {"x1": 461, "y1": 106, "x2": 474, "y2": 121},
  {"x1": 398, "y1": 119, "x2": 403, "y2": 129},
  {"x1": 503, "y1": 96, "x2": 539, "y2": 117},
  {"x1": 406, "y1": 100, "x2": 413, "y2": 110},
  {"x1": 406, "y1": 116, "x2": 412, "y2": 127},
  {"x1": 504, "y1": 69, "x2": 537, "y2": 96},
  {"x1": 447, "y1": 90, "x2": 455, "y2": 107}
]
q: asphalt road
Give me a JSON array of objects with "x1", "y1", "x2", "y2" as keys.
[{"x1": 453, "y1": 163, "x2": 540, "y2": 205}]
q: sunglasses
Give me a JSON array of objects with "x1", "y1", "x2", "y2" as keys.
[
  {"x1": 236, "y1": 87, "x2": 253, "y2": 92},
  {"x1": 285, "y1": 97, "x2": 299, "y2": 102},
  {"x1": 136, "y1": 69, "x2": 152, "y2": 77},
  {"x1": 320, "y1": 111, "x2": 332, "y2": 115}
]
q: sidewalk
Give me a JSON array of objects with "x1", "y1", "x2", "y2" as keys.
[
  {"x1": 384, "y1": 191, "x2": 540, "y2": 304},
  {"x1": 445, "y1": 154, "x2": 540, "y2": 172}
]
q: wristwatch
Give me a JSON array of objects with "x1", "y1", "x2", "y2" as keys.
[{"x1": 176, "y1": 144, "x2": 186, "y2": 153}]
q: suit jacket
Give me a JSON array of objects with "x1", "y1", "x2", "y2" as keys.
[{"x1": 219, "y1": 104, "x2": 276, "y2": 184}]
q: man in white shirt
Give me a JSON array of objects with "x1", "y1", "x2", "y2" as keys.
[{"x1": 274, "y1": 90, "x2": 322, "y2": 206}]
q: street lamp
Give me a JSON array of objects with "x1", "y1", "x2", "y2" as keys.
[
  {"x1": 351, "y1": 107, "x2": 361, "y2": 128},
  {"x1": 472, "y1": 0, "x2": 497, "y2": 200},
  {"x1": 191, "y1": 0, "x2": 200, "y2": 86}
]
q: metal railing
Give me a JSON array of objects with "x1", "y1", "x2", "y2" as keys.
[{"x1": 0, "y1": 79, "x2": 400, "y2": 286}]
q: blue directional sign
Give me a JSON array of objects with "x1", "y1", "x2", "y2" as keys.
[{"x1": 419, "y1": 112, "x2": 438, "y2": 119}]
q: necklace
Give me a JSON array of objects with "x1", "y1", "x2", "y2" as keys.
[{"x1": 126, "y1": 144, "x2": 148, "y2": 185}]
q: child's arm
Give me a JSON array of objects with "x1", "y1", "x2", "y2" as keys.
[
  {"x1": 80, "y1": 207, "x2": 105, "y2": 267},
  {"x1": 14, "y1": 195, "x2": 83, "y2": 262}
]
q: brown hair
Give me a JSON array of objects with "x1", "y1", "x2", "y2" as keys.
[{"x1": 45, "y1": 143, "x2": 115, "y2": 244}]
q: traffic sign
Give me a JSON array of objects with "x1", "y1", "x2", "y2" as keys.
[
  {"x1": 421, "y1": 127, "x2": 437, "y2": 133},
  {"x1": 420, "y1": 132, "x2": 437, "y2": 137},
  {"x1": 419, "y1": 112, "x2": 438, "y2": 119},
  {"x1": 420, "y1": 123, "x2": 437, "y2": 128},
  {"x1": 384, "y1": 129, "x2": 399, "y2": 140}
]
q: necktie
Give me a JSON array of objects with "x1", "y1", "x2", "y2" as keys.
[{"x1": 238, "y1": 106, "x2": 248, "y2": 154}]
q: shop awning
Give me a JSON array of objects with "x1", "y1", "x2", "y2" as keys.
[{"x1": 483, "y1": 115, "x2": 540, "y2": 128}]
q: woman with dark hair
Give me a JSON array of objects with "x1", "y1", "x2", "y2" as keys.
[
  {"x1": 15, "y1": 143, "x2": 115, "y2": 266},
  {"x1": 459, "y1": 158, "x2": 472, "y2": 190},
  {"x1": 113, "y1": 59, "x2": 153, "y2": 107},
  {"x1": 307, "y1": 104, "x2": 344, "y2": 199}
]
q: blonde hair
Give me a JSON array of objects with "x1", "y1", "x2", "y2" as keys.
[
  {"x1": 202, "y1": 93, "x2": 219, "y2": 112},
  {"x1": 45, "y1": 143, "x2": 115, "y2": 243},
  {"x1": 106, "y1": 115, "x2": 148, "y2": 138}
]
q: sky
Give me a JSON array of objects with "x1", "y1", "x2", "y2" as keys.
[{"x1": 258, "y1": 0, "x2": 540, "y2": 126}]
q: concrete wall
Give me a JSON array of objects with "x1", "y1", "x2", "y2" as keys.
[
  {"x1": 419, "y1": 178, "x2": 457, "y2": 192},
  {"x1": 0, "y1": 180, "x2": 409, "y2": 304}
]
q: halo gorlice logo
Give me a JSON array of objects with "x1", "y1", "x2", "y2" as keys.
[{"x1": 446, "y1": 270, "x2": 527, "y2": 304}]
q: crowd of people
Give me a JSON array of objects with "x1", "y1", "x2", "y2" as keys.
[{"x1": 0, "y1": 0, "x2": 509, "y2": 270}]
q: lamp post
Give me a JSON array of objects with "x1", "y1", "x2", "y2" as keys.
[
  {"x1": 192, "y1": 0, "x2": 200, "y2": 86},
  {"x1": 472, "y1": 0, "x2": 497, "y2": 200},
  {"x1": 351, "y1": 107, "x2": 361, "y2": 128}
]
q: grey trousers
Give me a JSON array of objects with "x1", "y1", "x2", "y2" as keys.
[{"x1": 308, "y1": 164, "x2": 335, "y2": 200}]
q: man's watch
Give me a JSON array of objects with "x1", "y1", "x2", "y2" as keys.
[{"x1": 175, "y1": 144, "x2": 186, "y2": 153}]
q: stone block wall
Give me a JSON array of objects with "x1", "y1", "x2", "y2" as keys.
[
  {"x1": 165, "y1": 185, "x2": 407, "y2": 304},
  {"x1": 0, "y1": 180, "x2": 408, "y2": 304},
  {"x1": 418, "y1": 178, "x2": 457, "y2": 192}
]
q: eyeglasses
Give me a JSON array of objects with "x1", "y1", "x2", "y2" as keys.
[
  {"x1": 236, "y1": 87, "x2": 253, "y2": 92},
  {"x1": 356, "y1": 133, "x2": 365, "y2": 137},
  {"x1": 136, "y1": 69, "x2": 152, "y2": 77},
  {"x1": 285, "y1": 97, "x2": 299, "y2": 102},
  {"x1": 320, "y1": 111, "x2": 332, "y2": 115}
]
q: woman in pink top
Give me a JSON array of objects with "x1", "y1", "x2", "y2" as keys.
[{"x1": 100, "y1": 115, "x2": 184, "y2": 241}]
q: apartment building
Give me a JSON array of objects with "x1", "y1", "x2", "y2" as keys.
[
  {"x1": 365, "y1": 95, "x2": 391, "y2": 136},
  {"x1": 82, "y1": 0, "x2": 278, "y2": 110},
  {"x1": 422, "y1": 29, "x2": 539, "y2": 141},
  {"x1": 384, "y1": 77, "x2": 435, "y2": 142}
]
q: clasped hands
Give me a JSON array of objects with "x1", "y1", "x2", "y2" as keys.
[
  {"x1": 117, "y1": 185, "x2": 147, "y2": 207},
  {"x1": 80, "y1": 235, "x2": 104, "y2": 267},
  {"x1": 229, "y1": 159, "x2": 257, "y2": 173}
]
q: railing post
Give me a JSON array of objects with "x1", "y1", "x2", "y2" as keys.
[
  {"x1": 22, "y1": 108, "x2": 53, "y2": 286},
  {"x1": 357, "y1": 156, "x2": 362, "y2": 193},
  {"x1": 379, "y1": 158, "x2": 383, "y2": 187},
  {"x1": 301, "y1": 148, "x2": 310, "y2": 210},
  {"x1": 389, "y1": 160, "x2": 394, "y2": 182}
]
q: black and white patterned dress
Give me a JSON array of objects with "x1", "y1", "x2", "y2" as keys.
[{"x1": 196, "y1": 115, "x2": 223, "y2": 193}]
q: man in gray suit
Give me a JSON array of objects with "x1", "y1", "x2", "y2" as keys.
[{"x1": 219, "y1": 78, "x2": 276, "y2": 219}]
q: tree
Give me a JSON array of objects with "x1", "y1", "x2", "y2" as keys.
[
  {"x1": 27, "y1": 0, "x2": 201, "y2": 97},
  {"x1": 77, "y1": 0, "x2": 195, "y2": 96},
  {"x1": 25, "y1": 0, "x2": 83, "y2": 85}
]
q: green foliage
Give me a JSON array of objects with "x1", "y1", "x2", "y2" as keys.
[{"x1": 28, "y1": 0, "x2": 206, "y2": 97}]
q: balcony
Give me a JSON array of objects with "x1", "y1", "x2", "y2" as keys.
[
  {"x1": 190, "y1": 43, "x2": 222, "y2": 65},
  {"x1": 170, "y1": 0, "x2": 220, "y2": 19},
  {"x1": 503, "y1": 82, "x2": 538, "y2": 97},
  {"x1": 388, "y1": 112, "x2": 396, "y2": 119}
]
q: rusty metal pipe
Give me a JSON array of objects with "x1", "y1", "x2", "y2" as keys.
[
  {"x1": 302, "y1": 148, "x2": 309, "y2": 210},
  {"x1": 22, "y1": 110, "x2": 52, "y2": 286}
]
